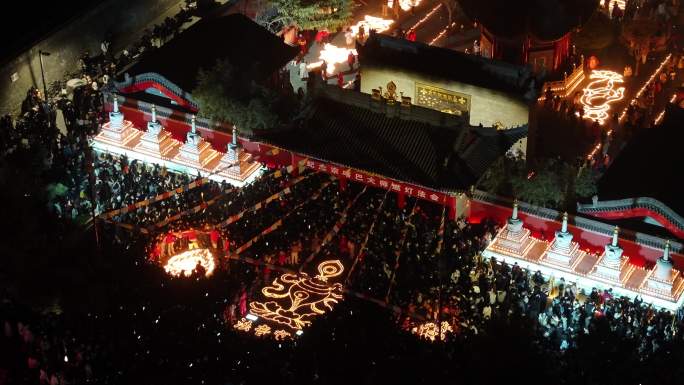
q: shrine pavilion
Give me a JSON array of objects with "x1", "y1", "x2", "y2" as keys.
[{"x1": 483, "y1": 201, "x2": 684, "y2": 310}]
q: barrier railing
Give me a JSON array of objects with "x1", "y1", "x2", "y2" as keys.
[
  {"x1": 577, "y1": 197, "x2": 684, "y2": 232},
  {"x1": 537, "y1": 65, "x2": 585, "y2": 101},
  {"x1": 112, "y1": 72, "x2": 198, "y2": 109}
]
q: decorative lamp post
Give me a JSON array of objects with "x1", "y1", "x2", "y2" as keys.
[{"x1": 38, "y1": 50, "x2": 51, "y2": 101}]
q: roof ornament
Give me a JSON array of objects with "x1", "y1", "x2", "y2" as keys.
[
  {"x1": 664, "y1": 240, "x2": 671, "y2": 262},
  {"x1": 511, "y1": 200, "x2": 519, "y2": 220}
]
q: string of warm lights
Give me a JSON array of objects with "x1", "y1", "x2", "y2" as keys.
[
  {"x1": 618, "y1": 54, "x2": 672, "y2": 122},
  {"x1": 233, "y1": 318, "x2": 252, "y2": 332},
  {"x1": 585, "y1": 55, "x2": 673, "y2": 161},
  {"x1": 273, "y1": 330, "x2": 292, "y2": 340},
  {"x1": 428, "y1": 23, "x2": 454, "y2": 46},
  {"x1": 579, "y1": 70, "x2": 625, "y2": 125},
  {"x1": 407, "y1": 3, "x2": 442, "y2": 32},
  {"x1": 654, "y1": 92, "x2": 678, "y2": 125},
  {"x1": 537, "y1": 66, "x2": 585, "y2": 101},
  {"x1": 254, "y1": 324, "x2": 272, "y2": 337},
  {"x1": 586, "y1": 142, "x2": 602, "y2": 161}
]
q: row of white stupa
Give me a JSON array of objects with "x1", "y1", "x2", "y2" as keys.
[
  {"x1": 92, "y1": 96, "x2": 261, "y2": 185},
  {"x1": 482, "y1": 202, "x2": 684, "y2": 310}
]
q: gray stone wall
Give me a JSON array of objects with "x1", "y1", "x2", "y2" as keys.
[{"x1": 0, "y1": 0, "x2": 183, "y2": 116}]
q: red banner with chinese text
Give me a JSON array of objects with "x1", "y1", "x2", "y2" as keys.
[{"x1": 294, "y1": 156, "x2": 450, "y2": 205}]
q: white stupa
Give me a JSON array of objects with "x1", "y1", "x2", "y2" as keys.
[
  {"x1": 485, "y1": 201, "x2": 536, "y2": 258},
  {"x1": 176, "y1": 115, "x2": 219, "y2": 169},
  {"x1": 589, "y1": 226, "x2": 632, "y2": 284},
  {"x1": 642, "y1": 241, "x2": 683, "y2": 297},
  {"x1": 135, "y1": 104, "x2": 178, "y2": 158},
  {"x1": 216, "y1": 125, "x2": 260, "y2": 181},
  {"x1": 97, "y1": 95, "x2": 140, "y2": 146},
  {"x1": 541, "y1": 212, "x2": 586, "y2": 271}
]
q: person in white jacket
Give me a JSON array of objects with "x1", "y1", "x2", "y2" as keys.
[{"x1": 299, "y1": 60, "x2": 309, "y2": 81}]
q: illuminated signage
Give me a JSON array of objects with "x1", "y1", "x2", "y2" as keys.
[{"x1": 415, "y1": 83, "x2": 470, "y2": 115}]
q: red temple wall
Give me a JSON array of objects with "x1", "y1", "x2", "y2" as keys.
[
  {"x1": 469, "y1": 200, "x2": 683, "y2": 269},
  {"x1": 107, "y1": 101, "x2": 681, "y2": 270}
]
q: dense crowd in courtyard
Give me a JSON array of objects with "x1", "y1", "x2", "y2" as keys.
[
  {"x1": 3, "y1": 165, "x2": 684, "y2": 384},
  {"x1": 3, "y1": 111, "x2": 684, "y2": 382},
  {"x1": 4, "y1": 1, "x2": 684, "y2": 384}
]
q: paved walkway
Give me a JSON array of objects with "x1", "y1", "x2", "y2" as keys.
[{"x1": 0, "y1": 0, "x2": 194, "y2": 116}]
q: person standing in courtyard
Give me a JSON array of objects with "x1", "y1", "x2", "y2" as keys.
[
  {"x1": 321, "y1": 61, "x2": 328, "y2": 81},
  {"x1": 347, "y1": 51, "x2": 356, "y2": 71}
]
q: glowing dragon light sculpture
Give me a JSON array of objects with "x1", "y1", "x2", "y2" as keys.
[{"x1": 579, "y1": 70, "x2": 625, "y2": 125}]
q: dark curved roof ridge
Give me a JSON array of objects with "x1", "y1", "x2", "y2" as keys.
[
  {"x1": 460, "y1": 0, "x2": 598, "y2": 41},
  {"x1": 119, "y1": 13, "x2": 298, "y2": 94}
]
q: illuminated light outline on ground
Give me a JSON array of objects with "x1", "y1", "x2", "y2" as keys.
[
  {"x1": 163, "y1": 248, "x2": 216, "y2": 277},
  {"x1": 248, "y1": 260, "x2": 345, "y2": 331},
  {"x1": 411, "y1": 321, "x2": 454, "y2": 342}
]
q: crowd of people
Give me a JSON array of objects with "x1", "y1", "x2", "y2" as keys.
[
  {"x1": 4, "y1": 153, "x2": 684, "y2": 383},
  {"x1": 5, "y1": 1, "x2": 684, "y2": 384},
  {"x1": 606, "y1": 0, "x2": 679, "y2": 23},
  {"x1": 2, "y1": 66, "x2": 681, "y2": 385},
  {"x1": 0, "y1": 0, "x2": 211, "y2": 226}
]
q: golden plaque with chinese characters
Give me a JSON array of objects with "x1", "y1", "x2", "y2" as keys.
[{"x1": 415, "y1": 83, "x2": 470, "y2": 116}]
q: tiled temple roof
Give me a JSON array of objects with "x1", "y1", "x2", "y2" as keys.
[
  {"x1": 120, "y1": 13, "x2": 298, "y2": 93},
  {"x1": 260, "y1": 86, "x2": 527, "y2": 191}
]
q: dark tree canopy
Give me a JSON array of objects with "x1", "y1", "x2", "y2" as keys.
[
  {"x1": 478, "y1": 154, "x2": 597, "y2": 211},
  {"x1": 192, "y1": 59, "x2": 295, "y2": 134},
  {"x1": 269, "y1": 0, "x2": 353, "y2": 31}
]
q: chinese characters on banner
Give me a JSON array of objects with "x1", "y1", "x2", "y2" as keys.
[{"x1": 301, "y1": 158, "x2": 448, "y2": 205}]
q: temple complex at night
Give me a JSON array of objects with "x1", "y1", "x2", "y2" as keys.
[{"x1": 4, "y1": 0, "x2": 684, "y2": 383}]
